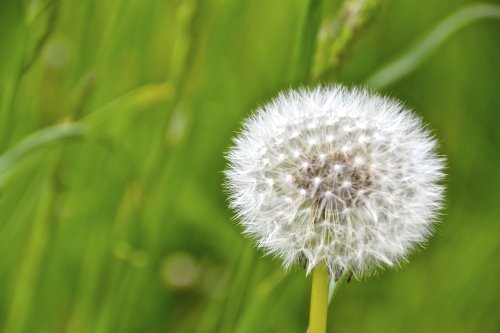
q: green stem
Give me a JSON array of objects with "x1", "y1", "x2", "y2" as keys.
[{"x1": 309, "y1": 263, "x2": 329, "y2": 333}]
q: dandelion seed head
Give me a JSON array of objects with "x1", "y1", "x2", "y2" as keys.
[{"x1": 225, "y1": 85, "x2": 445, "y2": 278}]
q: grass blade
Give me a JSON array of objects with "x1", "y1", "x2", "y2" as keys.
[{"x1": 367, "y1": 3, "x2": 500, "y2": 88}]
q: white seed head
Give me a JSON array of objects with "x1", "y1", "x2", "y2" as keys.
[{"x1": 224, "y1": 85, "x2": 445, "y2": 278}]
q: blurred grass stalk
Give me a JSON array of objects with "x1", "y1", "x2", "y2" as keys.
[
  {"x1": 367, "y1": 3, "x2": 500, "y2": 88},
  {"x1": 3, "y1": 160, "x2": 55, "y2": 333},
  {"x1": 312, "y1": 0, "x2": 384, "y2": 82}
]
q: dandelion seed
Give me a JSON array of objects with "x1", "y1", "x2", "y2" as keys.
[{"x1": 225, "y1": 85, "x2": 445, "y2": 278}]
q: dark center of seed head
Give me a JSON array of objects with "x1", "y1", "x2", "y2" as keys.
[{"x1": 293, "y1": 152, "x2": 372, "y2": 208}]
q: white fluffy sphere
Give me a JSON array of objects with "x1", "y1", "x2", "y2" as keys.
[{"x1": 225, "y1": 85, "x2": 445, "y2": 278}]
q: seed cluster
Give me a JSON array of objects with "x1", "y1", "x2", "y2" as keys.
[
  {"x1": 294, "y1": 152, "x2": 372, "y2": 210},
  {"x1": 225, "y1": 86, "x2": 445, "y2": 278}
]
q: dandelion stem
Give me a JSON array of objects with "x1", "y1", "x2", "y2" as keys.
[{"x1": 308, "y1": 262, "x2": 329, "y2": 333}]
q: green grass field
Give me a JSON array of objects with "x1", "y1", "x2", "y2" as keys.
[{"x1": 1, "y1": 0, "x2": 500, "y2": 332}]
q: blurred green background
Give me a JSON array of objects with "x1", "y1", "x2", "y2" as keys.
[{"x1": 1, "y1": 0, "x2": 500, "y2": 332}]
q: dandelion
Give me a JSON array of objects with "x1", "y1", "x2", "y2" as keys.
[{"x1": 224, "y1": 85, "x2": 445, "y2": 332}]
